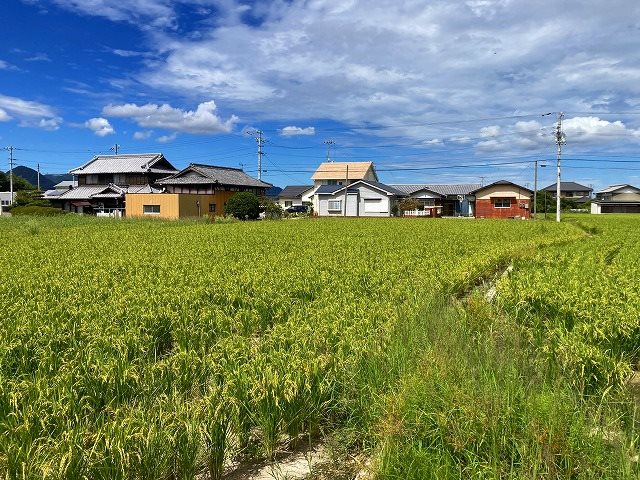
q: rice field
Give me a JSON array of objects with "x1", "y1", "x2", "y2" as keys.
[{"x1": 0, "y1": 215, "x2": 637, "y2": 478}]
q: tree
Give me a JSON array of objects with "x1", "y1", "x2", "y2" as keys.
[
  {"x1": 0, "y1": 172, "x2": 35, "y2": 192},
  {"x1": 398, "y1": 198, "x2": 419, "y2": 213},
  {"x1": 225, "y1": 192, "x2": 260, "y2": 220},
  {"x1": 260, "y1": 196, "x2": 284, "y2": 220}
]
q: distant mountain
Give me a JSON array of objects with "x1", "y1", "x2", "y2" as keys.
[
  {"x1": 265, "y1": 186, "x2": 282, "y2": 199},
  {"x1": 5, "y1": 166, "x2": 72, "y2": 191}
]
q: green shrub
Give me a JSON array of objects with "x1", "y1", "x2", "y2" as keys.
[
  {"x1": 225, "y1": 192, "x2": 260, "y2": 220},
  {"x1": 11, "y1": 206, "x2": 65, "y2": 216}
]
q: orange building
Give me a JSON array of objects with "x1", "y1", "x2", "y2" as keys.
[{"x1": 126, "y1": 164, "x2": 271, "y2": 219}]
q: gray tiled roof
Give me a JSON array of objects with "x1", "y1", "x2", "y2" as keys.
[
  {"x1": 57, "y1": 185, "x2": 115, "y2": 200},
  {"x1": 159, "y1": 164, "x2": 271, "y2": 188},
  {"x1": 69, "y1": 153, "x2": 178, "y2": 175},
  {"x1": 356, "y1": 180, "x2": 406, "y2": 196},
  {"x1": 390, "y1": 184, "x2": 481, "y2": 196},
  {"x1": 596, "y1": 184, "x2": 639, "y2": 194},
  {"x1": 57, "y1": 184, "x2": 160, "y2": 200},
  {"x1": 279, "y1": 185, "x2": 314, "y2": 198},
  {"x1": 315, "y1": 184, "x2": 344, "y2": 195},
  {"x1": 54, "y1": 180, "x2": 78, "y2": 189},
  {"x1": 543, "y1": 181, "x2": 592, "y2": 192}
]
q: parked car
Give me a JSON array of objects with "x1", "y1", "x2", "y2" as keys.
[{"x1": 286, "y1": 205, "x2": 308, "y2": 214}]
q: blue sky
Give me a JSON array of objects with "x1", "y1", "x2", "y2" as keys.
[{"x1": 1, "y1": 0, "x2": 640, "y2": 190}]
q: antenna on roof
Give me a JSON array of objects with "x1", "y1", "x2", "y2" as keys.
[
  {"x1": 110, "y1": 144, "x2": 121, "y2": 155},
  {"x1": 324, "y1": 139, "x2": 335, "y2": 162}
]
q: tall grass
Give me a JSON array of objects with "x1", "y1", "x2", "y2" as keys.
[{"x1": 374, "y1": 294, "x2": 639, "y2": 479}]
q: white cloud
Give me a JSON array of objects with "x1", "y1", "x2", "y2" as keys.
[
  {"x1": 423, "y1": 138, "x2": 442, "y2": 145},
  {"x1": 0, "y1": 60, "x2": 18, "y2": 71},
  {"x1": 44, "y1": 0, "x2": 176, "y2": 27},
  {"x1": 279, "y1": 126, "x2": 315, "y2": 136},
  {"x1": 102, "y1": 100, "x2": 238, "y2": 135},
  {"x1": 480, "y1": 126, "x2": 501, "y2": 137},
  {"x1": 84, "y1": 117, "x2": 115, "y2": 136},
  {"x1": 0, "y1": 108, "x2": 11, "y2": 121},
  {"x1": 157, "y1": 132, "x2": 177, "y2": 143},
  {"x1": 133, "y1": 130, "x2": 153, "y2": 140},
  {"x1": 0, "y1": 94, "x2": 62, "y2": 130},
  {"x1": 25, "y1": 53, "x2": 51, "y2": 62},
  {"x1": 563, "y1": 116, "x2": 640, "y2": 142}
]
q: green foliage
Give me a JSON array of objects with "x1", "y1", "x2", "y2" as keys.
[
  {"x1": 225, "y1": 191, "x2": 260, "y2": 220},
  {"x1": 260, "y1": 196, "x2": 284, "y2": 220},
  {"x1": 10, "y1": 205, "x2": 65, "y2": 216},
  {"x1": 13, "y1": 190, "x2": 50, "y2": 207},
  {"x1": 398, "y1": 198, "x2": 420, "y2": 212},
  {"x1": 0, "y1": 174, "x2": 35, "y2": 192}
]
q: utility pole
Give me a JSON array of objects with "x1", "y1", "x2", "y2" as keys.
[
  {"x1": 110, "y1": 144, "x2": 120, "y2": 154},
  {"x1": 3, "y1": 146, "x2": 15, "y2": 203},
  {"x1": 554, "y1": 112, "x2": 565, "y2": 222},
  {"x1": 324, "y1": 139, "x2": 335, "y2": 162},
  {"x1": 246, "y1": 130, "x2": 265, "y2": 180},
  {"x1": 256, "y1": 130, "x2": 264, "y2": 180},
  {"x1": 37, "y1": 163, "x2": 41, "y2": 191},
  {"x1": 479, "y1": 176, "x2": 486, "y2": 187},
  {"x1": 533, "y1": 161, "x2": 538, "y2": 217},
  {"x1": 343, "y1": 164, "x2": 349, "y2": 217},
  {"x1": 533, "y1": 160, "x2": 546, "y2": 218}
]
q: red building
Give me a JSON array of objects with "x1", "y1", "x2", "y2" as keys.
[{"x1": 471, "y1": 180, "x2": 532, "y2": 219}]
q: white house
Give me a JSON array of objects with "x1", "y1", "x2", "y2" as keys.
[
  {"x1": 277, "y1": 185, "x2": 314, "y2": 209},
  {"x1": 310, "y1": 161, "x2": 379, "y2": 213},
  {"x1": 0, "y1": 191, "x2": 15, "y2": 214},
  {"x1": 591, "y1": 184, "x2": 640, "y2": 214},
  {"x1": 315, "y1": 180, "x2": 404, "y2": 217}
]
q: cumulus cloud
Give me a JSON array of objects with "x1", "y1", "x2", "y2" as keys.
[
  {"x1": 133, "y1": 130, "x2": 153, "y2": 140},
  {"x1": 84, "y1": 117, "x2": 115, "y2": 136},
  {"x1": 563, "y1": 116, "x2": 640, "y2": 142},
  {"x1": 102, "y1": 100, "x2": 238, "y2": 135},
  {"x1": 157, "y1": 132, "x2": 177, "y2": 143},
  {"x1": 473, "y1": 116, "x2": 640, "y2": 152},
  {"x1": 0, "y1": 94, "x2": 62, "y2": 130},
  {"x1": 0, "y1": 108, "x2": 11, "y2": 121},
  {"x1": 279, "y1": 126, "x2": 315, "y2": 136}
]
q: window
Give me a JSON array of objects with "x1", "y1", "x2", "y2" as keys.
[
  {"x1": 143, "y1": 204, "x2": 161, "y2": 214},
  {"x1": 0, "y1": 200, "x2": 9, "y2": 206},
  {"x1": 327, "y1": 200, "x2": 342, "y2": 211},
  {"x1": 327, "y1": 180, "x2": 344, "y2": 186},
  {"x1": 113, "y1": 173, "x2": 126, "y2": 184},
  {"x1": 208, "y1": 203, "x2": 216, "y2": 213},
  {"x1": 494, "y1": 198, "x2": 512, "y2": 208},
  {"x1": 284, "y1": 201, "x2": 293, "y2": 207},
  {"x1": 85, "y1": 174, "x2": 98, "y2": 185}
]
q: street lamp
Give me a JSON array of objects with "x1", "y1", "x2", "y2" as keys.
[{"x1": 533, "y1": 161, "x2": 547, "y2": 218}]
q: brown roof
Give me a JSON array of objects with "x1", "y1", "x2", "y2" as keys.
[{"x1": 311, "y1": 161, "x2": 377, "y2": 181}]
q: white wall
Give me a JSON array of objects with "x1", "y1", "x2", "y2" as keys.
[{"x1": 317, "y1": 184, "x2": 393, "y2": 217}]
